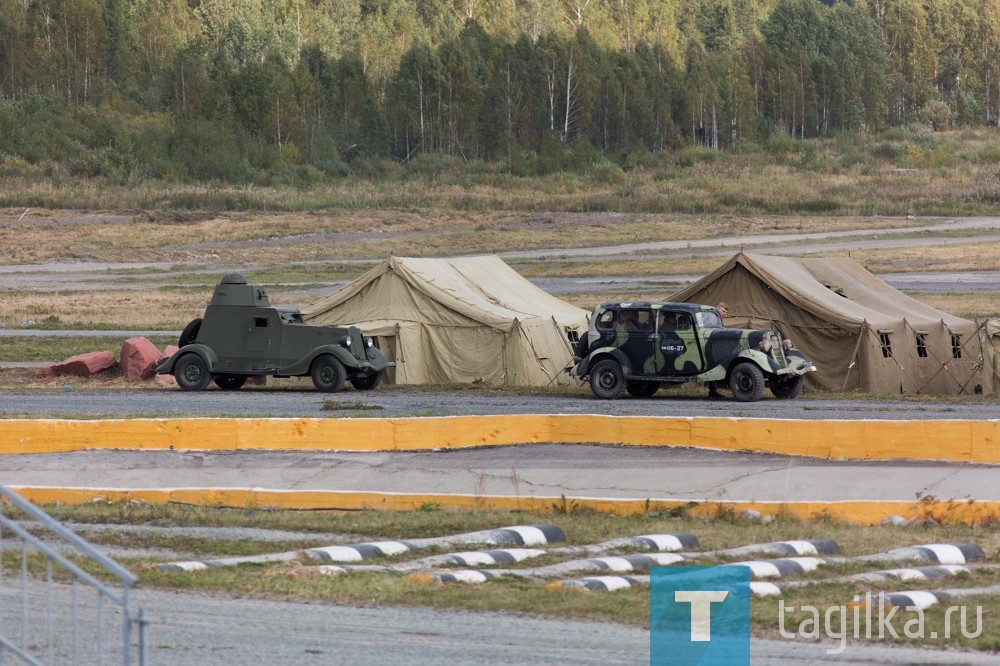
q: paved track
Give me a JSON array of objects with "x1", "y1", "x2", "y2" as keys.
[
  {"x1": 1, "y1": 387, "x2": 996, "y2": 420},
  {"x1": 4, "y1": 444, "x2": 998, "y2": 507}
]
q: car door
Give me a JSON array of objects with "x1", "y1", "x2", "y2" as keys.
[
  {"x1": 656, "y1": 310, "x2": 705, "y2": 376},
  {"x1": 243, "y1": 310, "x2": 280, "y2": 370},
  {"x1": 614, "y1": 308, "x2": 655, "y2": 374}
]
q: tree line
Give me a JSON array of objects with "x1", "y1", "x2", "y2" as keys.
[{"x1": 0, "y1": 0, "x2": 997, "y2": 183}]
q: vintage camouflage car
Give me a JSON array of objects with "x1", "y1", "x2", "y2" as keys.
[
  {"x1": 155, "y1": 273, "x2": 393, "y2": 392},
  {"x1": 568, "y1": 301, "x2": 816, "y2": 402}
]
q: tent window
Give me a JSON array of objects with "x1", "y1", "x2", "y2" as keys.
[
  {"x1": 952, "y1": 334, "x2": 962, "y2": 359},
  {"x1": 878, "y1": 332, "x2": 893, "y2": 358},
  {"x1": 915, "y1": 333, "x2": 928, "y2": 358}
]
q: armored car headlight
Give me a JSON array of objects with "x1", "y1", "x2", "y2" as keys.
[
  {"x1": 758, "y1": 337, "x2": 773, "y2": 352},
  {"x1": 345, "y1": 337, "x2": 352, "y2": 347},
  {"x1": 782, "y1": 338, "x2": 793, "y2": 352},
  {"x1": 366, "y1": 337, "x2": 374, "y2": 348}
]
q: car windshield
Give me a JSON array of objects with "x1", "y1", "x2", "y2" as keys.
[{"x1": 697, "y1": 311, "x2": 724, "y2": 329}]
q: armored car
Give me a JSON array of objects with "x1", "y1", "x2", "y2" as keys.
[{"x1": 155, "y1": 273, "x2": 393, "y2": 392}]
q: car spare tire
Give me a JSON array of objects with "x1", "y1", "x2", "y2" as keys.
[{"x1": 178, "y1": 318, "x2": 202, "y2": 348}]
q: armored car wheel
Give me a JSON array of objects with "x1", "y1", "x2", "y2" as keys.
[
  {"x1": 770, "y1": 374, "x2": 804, "y2": 399},
  {"x1": 589, "y1": 359, "x2": 626, "y2": 399},
  {"x1": 351, "y1": 370, "x2": 383, "y2": 391},
  {"x1": 214, "y1": 375, "x2": 248, "y2": 390},
  {"x1": 174, "y1": 353, "x2": 212, "y2": 391},
  {"x1": 729, "y1": 362, "x2": 765, "y2": 402},
  {"x1": 311, "y1": 354, "x2": 347, "y2": 393},
  {"x1": 626, "y1": 380, "x2": 660, "y2": 397}
]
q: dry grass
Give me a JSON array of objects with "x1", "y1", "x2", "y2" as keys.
[
  {"x1": 907, "y1": 293, "x2": 1000, "y2": 320},
  {"x1": 0, "y1": 290, "x2": 207, "y2": 329},
  {"x1": 0, "y1": 209, "x2": 931, "y2": 265},
  {"x1": 842, "y1": 242, "x2": 1000, "y2": 273}
]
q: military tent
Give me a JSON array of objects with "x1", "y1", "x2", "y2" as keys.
[
  {"x1": 300, "y1": 255, "x2": 589, "y2": 386},
  {"x1": 670, "y1": 252, "x2": 987, "y2": 395}
]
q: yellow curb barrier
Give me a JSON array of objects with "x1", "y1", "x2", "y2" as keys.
[
  {"x1": 1, "y1": 416, "x2": 999, "y2": 463},
  {"x1": 8, "y1": 486, "x2": 1000, "y2": 526}
]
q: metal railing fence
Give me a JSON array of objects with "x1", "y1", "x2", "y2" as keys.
[{"x1": 0, "y1": 485, "x2": 147, "y2": 665}]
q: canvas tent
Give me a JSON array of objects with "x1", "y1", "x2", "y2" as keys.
[
  {"x1": 670, "y1": 252, "x2": 987, "y2": 395},
  {"x1": 301, "y1": 255, "x2": 589, "y2": 386}
]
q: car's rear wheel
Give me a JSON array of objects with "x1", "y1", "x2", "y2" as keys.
[
  {"x1": 626, "y1": 380, "x2": 660, "y2": 397},
  {"x1": 729, "y1": 362, "x2": 765, "y2": 402},
  {"x1": 174, "y1": 353, "x2": 212, "y2": 391},
  {"x1": 351, "y1": 370, "x2": 383, "y2": 391},
  {"x1": 214, "y1": 375, "x2": 248, "y2": 391},
  {"x1": 311, "y1": 355, "x2": 347, "y2": 393},
  {"x1": 590, "y1": 359, "x2": 625, "y2": 399},
  {"x1": 770, "y1": 374, "x2": 804, "y2": 399}
]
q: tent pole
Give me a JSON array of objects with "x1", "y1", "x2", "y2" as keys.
[{"x1": 842, "y1": 321, "x2": 868, "y2": 392}]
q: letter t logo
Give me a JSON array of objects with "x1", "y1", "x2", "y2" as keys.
[{"x1": 674, "y1": 590, "x2": 730, "y2": 641}]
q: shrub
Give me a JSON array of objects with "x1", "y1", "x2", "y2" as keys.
[
  {"x1": 270, "y1": 164, "x2": 324, "y2": 189},
  {"x1": 314, "y1": 158, "x2": 351, "y2": 177},
  {"x1": 350, "y1": 156, "x2": 402, "y2": 179},
  {"x1": 589, "y1": 158, "x2": 626, "y2": 185},
  {"x1": 919, "y1": 100, "x2": 954, "y2": 131},
  {"x1": 170, "y1": 119, "x2": 252, "y2": 183},
  {"x1": 405, "y1": 152, "x2": 463, "y2": 177}
]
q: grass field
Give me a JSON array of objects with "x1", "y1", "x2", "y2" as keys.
[{"x1": 8, "y1": 502, "x2": 999, "y2": 651}]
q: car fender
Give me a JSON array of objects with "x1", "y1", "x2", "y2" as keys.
[
  {"x1": 363, "y1": 346, "x2": 395, "y2": 372},
  {"x1": 777, "y1": 349, "x2": 818, "y2": 376},
  {"x1": 573, "y1": 347, "x2": 633, "y2": 378},
  {"x1": 155, "y1": 344, "x2": 218, "y2": 374},
  {"x1": 734, "y1": 349, "x2": 780, "y2": 374},
  {"x1": 282, "y1": 345, "x2": 368, "y2": 376}
]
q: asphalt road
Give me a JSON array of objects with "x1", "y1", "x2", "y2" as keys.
[
  {"x1": 1, "y1": 387, "x2": 995, "y2": 420},
  {"x1": 14, "y1": 580, "x2": 998, "y2": 666},
  {"x1": 5, "y1": 444, "x2": 999, "y2": 506}
]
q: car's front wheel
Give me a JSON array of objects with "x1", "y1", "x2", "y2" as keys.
[
  {"x1": 351, "y1": 370, "x2": 383, "y2": 391},
  {"x1": 770, "y1": 374, "x2": 804, "y2": 399},
  {"x1": 311, "y1": 355, "x2": 347, "y2": 393},
  {"x1": 174, "y1": 353, "x2": 212, "y2": 391},
  {"x1": 729, "y1": 362, "x2": 765, "y2": 402},
  {"x1": 589, "y1": 359, "x2": 625, "y2": 399},
  {"x1": 626, "y1": 380, "x2": 660, "y2": 397}
]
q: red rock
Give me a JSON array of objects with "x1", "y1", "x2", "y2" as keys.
[
  {"x1": 154, "y1": 373, "x2": 178, "y2": 388},
  {"x1": 120, "y1": 337, "x2": 162, "y2": 381},
  {"x1": 153, "y1": 345, "x2": 180, "y2": 386},
  {"x1": 44, "y1": 351, "x2": 116, "y2": 378}
]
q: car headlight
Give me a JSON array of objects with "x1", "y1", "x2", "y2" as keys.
[
  {"x1": 782, "y1": 338, "x2": 793, "y2": 352},
  {"x1": 365, "y1": 337, "x2": 374, "y2": 348},
  {"x1": 345, "y1": 337, "x2": 352, "y2": 347},
  {"x1": 758, "y1": 337, "x2": 773, "y2": 353}
]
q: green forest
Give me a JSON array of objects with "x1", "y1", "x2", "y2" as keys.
[{"x1": 1, "y1": 0, "x2": 998, "y2": 185}]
